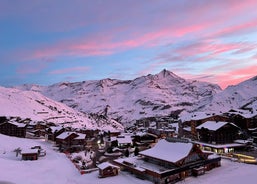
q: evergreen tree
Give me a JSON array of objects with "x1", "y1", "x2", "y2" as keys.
[
  {"x1": 134, "y1": 147, "x2": 139, "y2": 156},
  {"x1": 125, "y1": 149, "x2": 129, "y2": 157}
]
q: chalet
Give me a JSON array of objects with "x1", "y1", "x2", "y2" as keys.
[
  {"x1": 194, "y1": 121, "x2": 247, "y2": 153},
  {"x1": 56, "y1": 132, "x2": 86, "y2": 152},
  {"x1": 223, "y1": 111, "x2": 250, "y2": 129},
  {"x1": 114, "y1": 139, "x2": 221, "y2": 184},
  {"x1": 133, "y1": 132, "x2": 157, "y2": 145},
  {"x1": 156, "y1": 121, "x2": 169, "y2": 129},
  {"x1": 45, "y1": 126, "x2": 65, "y2": 141},
  {"x1": 108, "y1": 130, "x2": 121, "y2": 137},
  {"x1": 196, "y1": 121, "x2": 240, "y2": 144},
  {"x1": 97, "y1": 162, "x2": 120, "y2": 178},
  {"x1": 0, "y1": 121, "x2": 26, "y2": 138},
  {"x1": 21, "y1": 149, "x2": 39, "y2": 161},
  {"x1": 136, "y1": 117, "x2": 155, "y2": 128},
  {"x1": 79, "y1": 129, "x2": 100, "y2": 139},
  {"x1": 181, "y1": 114, "x2": 230, "y2": 140},
  {"x1": 27, "y1": 121, "x2": 47, "y2": 137},
  {"x1": 245, "y1": 114, "x2": 257, "y2": 129},
  {"x1": 148, "y1": 127, "x2": 175, "y2": 138},
  {"x1": 110, "y1": 134, "x2": 132, "y2": 148}
]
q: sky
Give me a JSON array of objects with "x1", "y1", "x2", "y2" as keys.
[{"x1": 0, "y1": 0, "x2": 257, "y2": 89}]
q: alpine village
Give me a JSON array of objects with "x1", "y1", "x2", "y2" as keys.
[{"x1": 1, "y1": 69, "x2": 257, "y2": 184}]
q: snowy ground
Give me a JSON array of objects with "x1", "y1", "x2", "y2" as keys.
[
  {"x1": 0, "y1": 134, "x2": 256, "y2": 184},
  {"x1": 177, "y1": 159, "x2": 257, "y2": 184},
  {"x1": 0, "y1": 134, "x2": 150, "y2": 184}
]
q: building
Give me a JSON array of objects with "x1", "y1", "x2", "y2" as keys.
[
  {"x1": 196, "y1": 121, "x2": 240, "y2": 144},
  {"x1": 148, "y1": 127, "x2": 175, "y2": 138},
  {"x1": 21, "y1": 149, "x2": 39, "y2": 161},
  {"x1": 45, "y1": 126, "x2": 65, "y2": 141},
  {"x1": 114, "y1": 139, "x2": 221, "y2": 184},
  {"x1": 56, "y1": 132, "x2": 86, "y2": 152},
  {"x1": 133, "y1": 132, "x2": 157, "y2": 144},
  {"x1": 97, "y1": 162, "x2": 120, "y2": 178},
  {"x1": 181, "y1": 114, "x2": 230, "y2": 139},
  {"x1": 110, "y1": 134, "x2": 132, "y2": 148},
  {"x1": 0, "y1": 121, "x2": 26, "y2": 138}
]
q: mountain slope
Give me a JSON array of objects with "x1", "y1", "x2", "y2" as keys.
[
  {"x1": 16, "y1": 69, "x2": 221, "y2": 124},
  {"x1": 189, "y1": 75, "x2": 257, "y2": 117},
  {"x1": 0, "y1": 86, "x2": 123, "y2": 131}
]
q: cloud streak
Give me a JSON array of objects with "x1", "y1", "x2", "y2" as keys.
[{"x1": 0, "y1": 0, "x2": 257, "y2": 87}]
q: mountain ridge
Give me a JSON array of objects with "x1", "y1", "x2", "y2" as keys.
[{"x1": 15, "y1": 69, "x2": 222, "y2": 124}]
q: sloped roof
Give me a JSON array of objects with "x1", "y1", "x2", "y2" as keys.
[
  {"x1": 56, "y1": 132, "x2": 76, "y2": 139},
  {"x1": 139, "y1": 139, "x2": 193, "y2": 163},
  {"x1": 21, "y1": 148, "x2": 38, "y2": 154},
  {"x1": 196, "y1": 121, "x2": 233, "y2": 131},
  {"x1": 74, "y1": 133, "x2": 86, "y2": 140},
  {"x1": 48, "y1": 126, "x2": 63, "y2": 133},
  {"x1": 0, "y1": 121, "x2": 26, "y2": 128},
  {"x1": 97, "y1": 162, "x2": 119, "y2": 170},
  {"x1": 111, "y1": 135, "x2": 132, "y2": 144},
  {"x1": 56, "y1": 131, "x2": 86, "y2": 140}
]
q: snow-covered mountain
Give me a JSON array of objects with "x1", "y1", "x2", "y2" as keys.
[
  {"x1": 186, "y1": 75, "x2": 257, "y2": 118},
  {"x1": 16, "y1": 69, "x2": 221, "y2": 124},
  {"x1": 0, "y1": 86, "x2": 123, "y2": 131}
]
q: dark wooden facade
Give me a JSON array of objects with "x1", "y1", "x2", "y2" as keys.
[
  {"x1": 56, "y1": 132, "x2": 86, "y2": 152},
  {"x1": 148, "y1": 128, "x2": 175, "y2": 138},
  {"x1": 181, "y1": 115, "x2": 229, "y2": 140},
  {"x1": 22, "y1": 152, "x2": 38, "y2": 160},
  {"x1": 21, "y1": 149, "x2": 39, "y2": 161},
  {"x1": 0, "y1": 122, "x2": 26, "y2": 138},
  {"x1": 98, "y1": 163, "x2": 119, "y2": 178},
  {"x1": 181, "y1": 112, "x2": 257, "y2": 140},
  {"x1": 197, "y1": 123, "x2": 240, "y2": 144},
  {"x1": 45, "y1": 127, "x2": 65, "y2": 141},
  {"x1": 79, "y1": 129, "x2": 100, "y2": 139}
]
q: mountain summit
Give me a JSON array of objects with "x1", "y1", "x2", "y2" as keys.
[{"x1": 156, "y1": 69, "x2": 182, "y2": 79}]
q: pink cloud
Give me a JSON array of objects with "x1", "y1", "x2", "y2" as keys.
[
  {"x1": 50, "y1": 66, "x2": 90, "y2": 75},
  {"x1": 4, "y1": 0, "x2": 257, "y2": 91},
  {"x1": 211, "y1": 18, "x2": 257, "y2": 38},
  {"x1": 20, "y1": 20, "x2": 215, "y2": 61},
  {"x1": 215, "y1": 65, "x2": 257, "y2": 89},
  {"x1": 154, "y1": 40, "x2": 257, "y2": 64},
  {"x1": 169, "y1": 65, "x2": 257, "y2": 90},
  {"x1": 184, "y1": 63, "x2": 257, "y2": 89}
]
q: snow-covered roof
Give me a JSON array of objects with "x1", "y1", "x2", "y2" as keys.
[
  {"x1": 111, "y1": 135, "x2": 132, "y2": 144},
  {"x1": 56, "y1": 132, "x2": 86, "y2": 140},
  {"x1": 1, "y1": 120, "x2": 27, "y2": 128},
  {"x1": 140, "y1": 139, "x2": 193, "y2": 163},
  {"x1": 183, "y1": 127, "x2": 191, "y2": 132},
  {"x1": 48, "y1": 126, "x2": 63, "y2": 133},
  {"x1": 56, "y1": 132, "x2": 76, "y2": 139},
  {"x1": 74, "y1": 133, "x2": 86, "y2": 140},
  {"x1": 193, "y1": 141, "x2": 246, "y2": 148},
  {"x1": 234, "y1": 139, "x2": 252, "y2": 144},
  {"x1": 97, "y1": 162, "x2": 119, "y2": 170},
  {"x1": 196, "y1": 121, "x2": 230, "y2": 131},
  {"x1": 180, "y1": 111, "x2": 216, "y2": 122},
  {"x1": 21, "y1": 148, "x2": 38, "y2": 154}
]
